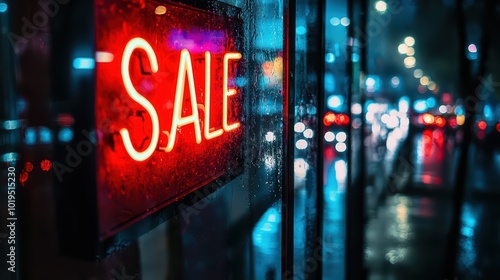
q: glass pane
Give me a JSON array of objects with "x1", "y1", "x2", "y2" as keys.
[
  {"x1": 361, "y1": 0, "x2": 500, "y2": 279},
  {"x1": 363, "y1": 0, "x2": 459, "y2": 277},
  {"x1": 1, "y1": 0, "x2": 287, "y2": 279},
  {"x1": 323, "y1": 0, "x2": 350, "y2": 279},
  {"x1": 292, "y1": 0, "x2": 322, "y2": 279}
]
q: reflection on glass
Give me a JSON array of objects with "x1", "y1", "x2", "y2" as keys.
[{"x1": 252, "y1": 203, "x2": 281, "y2": 280}]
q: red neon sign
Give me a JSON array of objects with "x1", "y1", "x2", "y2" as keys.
[
  {"x1": 119, "y1": 38, "x2": 241, "y2": 161},
  {"x1": 95, "y1": 1, "x2": 244, "y2": 238}
]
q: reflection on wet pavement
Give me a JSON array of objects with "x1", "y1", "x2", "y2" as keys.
[
  {"x1": 365, "y1": 194, "x2": 452, "y2": 279},
  {"x1": 251, "y1": 127, "x2": 500, "y2": 279},
  {"x1": 364, "y1": 128, "x2": 500, "y2": 279}
]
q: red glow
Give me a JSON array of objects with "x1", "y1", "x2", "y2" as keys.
[
  {"x1": 423, "y1": 129, "x2": 433, "y2": 156},
  {"x1": 448, "y1": 118, "x2": 457, "y2": 128},
  {"x1": 477, "y1": 130, "x2": 486, "y2": 140},
  {"x1": 334, "y1": 114, "x2": 349, "y2": 125},
  {"x1": 442, "y1": 93, "x2": 453, "y2": 104},
  {"x1": 24, "y1": 162, "x2": 33, "y2": 172},
  {"x1": 478, "y1": 121, "x2": 487, "y2": 130},
  {"x1": 323, "y1": 112, "x2": 336, "y2": 126},
  {"x1": 57, "y1": 114, "x2": 75, "y2": 126},
  {"x1": 423, "y1": 131, "x2": 432, "y2": 145},
  {"x1": 19, "y1": 171, "x2": 28, "y2": 186},
  {"x1": 324, "y1": 146, "x2": 335, "y2": 161},
  {"x1": 434, "y1": 116, "x2": 446, "y2": 127},
  {"x1": 40, "y1": 160, "x2": 52, "y2": 171},
  {"x1": 338, "y1": 114, "x2": 350, "y2": 125},
  {"x1": 496, "y1": 123, "x2": 500, "y2": 132},
  {"x1": 422, "y1": 174, "x2": 432, "y2": 184},
  {"x1": 433, "y1": 129, "x2": 444, "y2": 145},
  {"x1": 417, "y1": 114, "x2": 424, "y2": 125},
  {"x1": 95, "y1": 1, "x2": 244, "y2": 238}
]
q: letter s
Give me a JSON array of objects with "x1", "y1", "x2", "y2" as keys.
[{"x1": 120, "y1": 38, "x2": 160, "y2": 161}]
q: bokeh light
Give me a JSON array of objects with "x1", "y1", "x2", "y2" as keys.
[
  {"x1": 25, "y1": 162, "x2": 34, "y2": 172},
  {"x1": 413, "y1": 69, "x2": 423, "y2": 78},
  {"x1": 405, "y1": 47, "x2": 415, "y2": 56},
  {"x1": 155, "y1": 5, "x2": 167, "y2": 15},
  {"x1": 404, "y1": 36, "x2": 415, "y2": 46},
  {"x1": 330, "y1": 17, "x2": 340, "y2": 26},
  {"x1": 375, "y1": 1, "x2": 388, "y2": 12},
  {"x1": 40, "y1": 160, "x2": 52, "y2": 172},
  {"x1": 468, "y1": 44, "x2": 477, "y2": 53},
  {"x1": 404, "y1": 57, "x2": 416, "y2": 68},
  {"x1": 420, "y1": 76, "x2": 430, "y2": 86},
  {"x1": 398, "y1": 44, "x2": 408, "y2": 54}
]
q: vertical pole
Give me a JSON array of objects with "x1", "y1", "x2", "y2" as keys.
[
  {"x1": 443, "y1": 0, "x2": 495, "y2": 278},
  {"x1": 282, "y1": 0, "x2": 296, "y2": 278},
  {"x1": 346, "y1": 0, "x2": 367, "y2": 278},
  {"x1": 314, "y1": 0, "x2": 326, "y2": 278}
]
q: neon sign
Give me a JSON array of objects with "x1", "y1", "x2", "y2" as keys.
[
  {"x1": 120, "y1": 38, "x2": 242, "y2": 161},
  {"x1": 95, "y1": 0, "x2": 244, "y2": 239}
]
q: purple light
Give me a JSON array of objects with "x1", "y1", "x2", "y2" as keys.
[{"x1": 168, "y1": 30, "x2": 227, "y2": 53}]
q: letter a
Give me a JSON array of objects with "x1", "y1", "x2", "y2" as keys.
[{"x1": 165, "y1": 49, "x2": 202, "y2": 152}]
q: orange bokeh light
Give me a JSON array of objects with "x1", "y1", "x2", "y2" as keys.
[
  {"x1": 422, "y1": 113, "x2": 434, "y2": 125},
  {"x1": 323, "y1": 112, "x2": 336, "y2": 126}
]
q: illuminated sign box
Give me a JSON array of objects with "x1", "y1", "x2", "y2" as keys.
[{"x1": 93, "y1": 0, "x2": 244, "y2": 240}]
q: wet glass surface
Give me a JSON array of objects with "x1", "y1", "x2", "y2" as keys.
[
  {"x1": 2, "y1": 0, "x2": 500, "y2": 279},
  {"x1": 1, "y1": 0, "x2": 286, "y2": 279},
  {"x1": 362, "y1": 0, "x2": 500, "y2": 279}
]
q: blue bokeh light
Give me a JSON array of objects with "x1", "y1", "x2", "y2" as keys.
[
  {"x1": 73, "y1": 57, "x2": 95, "y2": 70},
  {"x1": 58, "y1": 127, "x2": 74, "y2": 142},
  {"x1": 0, "y1": 3, "x2": 8, "y2": 13}
]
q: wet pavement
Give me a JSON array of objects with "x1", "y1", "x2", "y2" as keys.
[
  {"x1": 363, "y1": 128, "x2": 500, "y2": 280},
  {"x1": 250, "y1": 126, "x2": 500, "y2": 279}
]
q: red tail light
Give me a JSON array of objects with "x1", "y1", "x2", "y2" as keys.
[
  {"x1": 434, "y1": 116, "x2": 446, "y2": 127},
  {"x1": 478, "y1": 121, "x2": 487, "y2": 130},
  {"x1": 336, "y1": 114, "x2": 350, "y2": 125}
]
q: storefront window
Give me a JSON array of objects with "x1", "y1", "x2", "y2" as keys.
[{"x1": 1, "y1": 0, "x2": 287, "y2": 279}]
